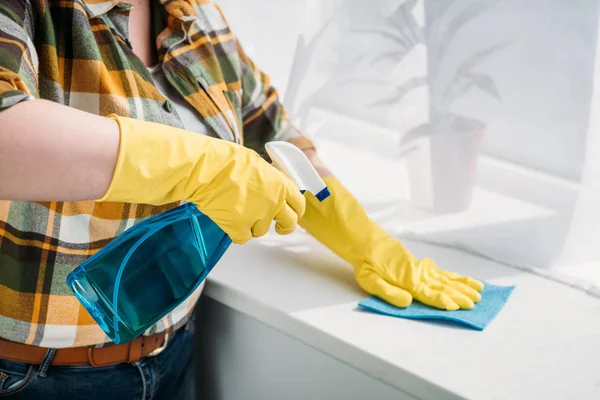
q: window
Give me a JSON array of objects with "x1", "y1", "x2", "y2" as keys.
[{"x1": 284, "y1": 0, "x2": 600, "y2": 288}]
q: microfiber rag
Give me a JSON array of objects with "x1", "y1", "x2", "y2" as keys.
[{"x1": 358, "y1": 283, "x2": 514, "y2": 331}]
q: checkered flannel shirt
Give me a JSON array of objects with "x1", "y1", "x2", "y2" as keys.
[{"x1": 0, "y1": 0, "x2": 313, "y2": 348}]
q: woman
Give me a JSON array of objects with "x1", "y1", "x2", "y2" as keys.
[{"x1": 0, "y1": 0, "x2": 483, "y2": 398}]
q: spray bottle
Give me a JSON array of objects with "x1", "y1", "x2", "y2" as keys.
[{"x1": 66, "y1": 142, "x2": 328, "y2": 344}]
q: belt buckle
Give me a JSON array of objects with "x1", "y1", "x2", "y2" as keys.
[{"x1": 148, "y1": 333, "x2": 169, "y2": 357}]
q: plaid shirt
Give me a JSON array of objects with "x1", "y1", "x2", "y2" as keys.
[{"x1": 0, "y1": 0, "x2": 313, "y2": 348}]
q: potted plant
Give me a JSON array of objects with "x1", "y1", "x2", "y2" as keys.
[
  {"x1": 402, "y1": 40, "x2": 508, "y2": 214},
  {"x1": 361, "y1": 0, "x2": 507, "y2": 213},
  {"x1": 285, "y1": 0, "x2": 507, "y2": 213}
]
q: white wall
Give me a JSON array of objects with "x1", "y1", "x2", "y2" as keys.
[{"x1": 217, "y1": 0, "x2": 307, "y2": 100}]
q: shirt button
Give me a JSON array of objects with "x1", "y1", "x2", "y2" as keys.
[{"x1": 163, "y1": 100, "x2": 173, "y2": 113}]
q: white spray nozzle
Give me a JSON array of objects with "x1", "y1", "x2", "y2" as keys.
[{"x1": 265, "y1": 141, "x2": 329, "y2": 202}]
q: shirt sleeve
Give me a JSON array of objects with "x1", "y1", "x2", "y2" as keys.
[
  {"x1": 0, "y1": 0, "x2": 38, "y2": 111},
  {"x1": 212, "y1": 3, "x2": 314, "y2": 155}
]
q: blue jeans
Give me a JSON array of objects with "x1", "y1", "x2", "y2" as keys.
[{"x1": 0, "y1": 318, "x2": 196, "y2": 399}]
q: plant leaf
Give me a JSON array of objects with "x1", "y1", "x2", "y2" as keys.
[
  {"x1": 404, "y1": 0, "x2": 420, "y2": 13},
  {"x1": 367, "y1": 76, "x2": 428, "y2": 108},
  {"x1": 338, "y1": 78, "x2": 396, "y2": 87},
  {"x1": 430, "y1": 0, "x2": 503, "y2": 75},
  {"x1": 349, "y1": 27, "x2": 405, "y2": 43},
  {"x1": 385, "y1": 0, "x2": 419, "y2": 29},
  {"x1": 370, "y1": 50, "x2": 412, "y2": 66},
  {"x1": 351, "y1": 0, "x2": 425, "y2": 47},
  {"x1": 426, "y1": 0, "x2": 457, "y2": 48},
  {"x1": 441, "y1": 77, "x2": 473, "y2": 109},
  {"x1": 455, "y1": 40, "x2": 511, "y2": 76},
  {"x1": 388, "y1": 0, "x2": 426, "y2": 48},
  {"x1": 284, "y1": 3, "x2": 345, "y2": 111},
  {"x1": 395, "y1": 75, "x2": 429, "y2": 97},
  {"x1": 470, "y1": 73, "x2": 501, "y2": 100}
]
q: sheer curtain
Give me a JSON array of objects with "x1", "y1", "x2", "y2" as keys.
[{"x1": 284, "y1": 0, "x2": 600, "y2": 295}]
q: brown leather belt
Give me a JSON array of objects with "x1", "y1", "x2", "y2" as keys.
[{"x1": 0, "y1": 332, "x2": 169, "y2": 367}]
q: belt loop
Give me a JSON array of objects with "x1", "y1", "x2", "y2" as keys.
[
  {"x1": 38, "y1": 348, "x2": 57, "y2": 378},
  {"x1": 128, "y1": 338, "x2": 143, "y2": 363}
]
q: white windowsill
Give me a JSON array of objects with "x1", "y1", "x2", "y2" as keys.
[{"x1": 204, "y1": 229, "x2": 600, "y2": 400}]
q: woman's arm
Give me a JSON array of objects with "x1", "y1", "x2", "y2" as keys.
[
  {"x1": 0, "y1": 99, "x2": 119, "y2": 201},
  {"x1": 302, "y1": 148, "x2": 333, "y2": 178}
]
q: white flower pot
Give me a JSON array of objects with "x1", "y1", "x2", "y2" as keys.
[{"x1": 401, "y1": 116, "x2": 484, "y2": 213}]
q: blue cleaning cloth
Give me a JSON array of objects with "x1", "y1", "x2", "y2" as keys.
[{"x1": 358, "y1": 283, "x2": 514, "y2": 331}]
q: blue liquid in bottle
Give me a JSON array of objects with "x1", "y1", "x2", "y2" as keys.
[{"x1": 66, "y1": 203, "x2": 231, "y2": 344}]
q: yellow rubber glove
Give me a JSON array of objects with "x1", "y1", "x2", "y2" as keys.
[
  {"x1": 300, "y1": 176, "x2": 484, "y2": 310},
  {"x1": 98, "y1": 115, "x2": 305, "y2": 244}
]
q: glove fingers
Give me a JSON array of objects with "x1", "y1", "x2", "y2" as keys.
[
  {"x1": 433, "y1": 273, "x2": 482, "y2": 303},
  {"x1": 413, "y1": 284, "x2": 460, "y2": 311},
  {"x1": 274, "y1": 204, "x2": 298, "y2": 235},
  {"x1": 438, "y1": 270, "x2": 484, "y2": 292},
  {"x1": 284, "y1": 180, "x2": 307, "y2": 220},
  {"x1": 429, "y1": 280, "x2": 475, "y2": 310},
  {"x1": 358, "y1": 270, "x2": 413, "y2": 308},
  {"x1": 449, "y1": 280, "x2": 482, "y2": 303},
  {"x1": 251, "y1": 218, "x2": 272, "y2": 238}
]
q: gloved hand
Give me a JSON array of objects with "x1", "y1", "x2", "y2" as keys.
[
  {"x1": 98, "y1": 115, "x2": 305, "y2": 244},
  {"x1": 300, "y1": 176, "x2": 483, "y2": 310}
]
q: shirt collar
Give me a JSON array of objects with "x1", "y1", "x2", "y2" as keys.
[
  {"x1": 81, "y1": 0, "x2": 198, "y2": 20},
  {"x1": 80, "y1": 0, "x2": 121, "y2": 18}
]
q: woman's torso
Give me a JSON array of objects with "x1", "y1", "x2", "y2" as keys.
[{"x1": 0, "y1": 0, "x2": 258, "y2": 347}]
